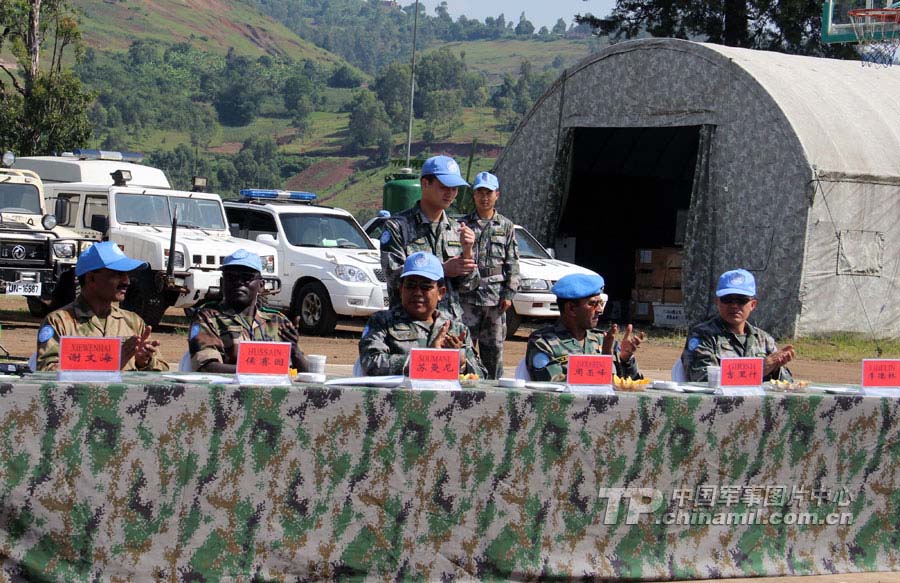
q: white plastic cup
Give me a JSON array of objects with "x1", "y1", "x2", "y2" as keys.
[
  {"x1": 707, "y1": 366, "x2": 721, "y2": 388},
  {"x1": 307, "y1": 354, "x2": 327, "y2": 375}
]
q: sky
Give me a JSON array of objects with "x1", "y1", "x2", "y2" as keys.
[{"x1": 415, "y1": 0, "x2": 617, "y2": 31}]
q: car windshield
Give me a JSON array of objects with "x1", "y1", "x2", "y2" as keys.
[
  {"x1": 280, "y1": 213, "x2": 373, "y2": 249},
  {"x1": 0, "y1": 183, "x2": 42, "y2": 214},
  {"x1": 516, "y1": 227, "x2": 551, "y2": 259},
  {"x1": 115, "y1": 193, "x2": 225, "y2": 230}
]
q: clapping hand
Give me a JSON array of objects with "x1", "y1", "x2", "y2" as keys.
[{"x1": 123, "y1": 326, "x2": 161, "y2": 369}]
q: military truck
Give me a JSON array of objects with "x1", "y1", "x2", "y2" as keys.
[
  {"x1": 14, "y1": 150, "x2": 279, "y2": 328},
  {"x1": 0, "y1": 152, "x2": 94, "y2": 317}
]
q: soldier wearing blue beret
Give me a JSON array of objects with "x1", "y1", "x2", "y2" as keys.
[
  {"x1": 681, "y1": 269, "x2": 794, "y2": 382},
  {"x1": 526, "y1": 273, "x2": 645, "y2": 382}
]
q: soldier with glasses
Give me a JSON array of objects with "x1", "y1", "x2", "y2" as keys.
[{"x1": 681, "y1": 269, "x2": 794, "y2": 382}]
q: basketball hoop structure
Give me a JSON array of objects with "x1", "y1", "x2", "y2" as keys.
[{"x1": 848, "y1": 7, "x2": 900, "y2": 66}]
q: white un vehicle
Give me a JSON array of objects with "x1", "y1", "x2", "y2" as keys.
[
  {"x1": 0, "y1": 152, "x2": 94, "y2": 316},
  {"x1": 224, "y1": 190, "x2": 386, "y2": 335},
  {"x1": 14, "y1": 150, "x2": 278, "y2": 327},
  {"x1": 364, "y1": 215, "x2": 598, "y2": 338}
]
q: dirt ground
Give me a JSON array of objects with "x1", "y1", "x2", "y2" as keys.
[{"x1": 0, "y1": 295, "x2": 863, "y2": 383}]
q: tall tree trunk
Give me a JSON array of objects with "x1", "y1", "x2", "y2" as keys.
[
  {"x1": 723, "y1": 0, "x2": 749, "y2": 47},
  {"x1": 27, "y1": 0, "x2": 42, "y2": 94}
]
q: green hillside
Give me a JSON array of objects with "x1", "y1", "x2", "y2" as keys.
[
  {"x1": 433, "y1": 39, "x2": 595, "y2": 83},
  {"x1": 76, "y1": 0, "x2": 343, "y2": 63}
]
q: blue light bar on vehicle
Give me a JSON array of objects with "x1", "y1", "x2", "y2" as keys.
[
  {"x1": 239, "y1": 189, "x2": 317, "y2": 202},
  {"x1": 72, "y1": 149, "x2": 144, "y2": 163}
]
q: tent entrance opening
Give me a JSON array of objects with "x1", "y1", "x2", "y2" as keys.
[{"x1": 558, "y1": 126, "x2": 701, "y2": 321}]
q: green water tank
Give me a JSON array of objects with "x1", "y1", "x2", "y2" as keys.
[{"x1": 383, "y1": 168, "x2": 421, "y2": 213}]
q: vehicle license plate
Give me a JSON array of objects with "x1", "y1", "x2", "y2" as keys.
[{"x1": 5, "y1": 282, "x2": 41, "y2": 296}]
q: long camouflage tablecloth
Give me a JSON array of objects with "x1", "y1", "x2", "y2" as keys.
[{"x1": 0, "y1": 377, "x2": 898, "y2": 581}]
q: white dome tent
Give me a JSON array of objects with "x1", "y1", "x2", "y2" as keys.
[{"x1": 495, "y1": 38, "x2": 900, "y2": 338}]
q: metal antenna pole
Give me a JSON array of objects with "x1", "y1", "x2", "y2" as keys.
[{"x1": 405, "y1": 0, "x2": 419, "y2": 166}]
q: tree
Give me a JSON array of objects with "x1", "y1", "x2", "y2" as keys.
[
  {"x1": 372, "y1": 62, "x2": 411, "y2": 130},
  {"x1": 346, "y1": 89, "x2": 391, "y2": 154},
  {"x1": 515, "y1": 12, "x2": 535, "y2": 36},
  {"x1": 578, "y1": 0, "x2": 853, "y2": 56},
  {"x1": 552, "y1": 18, "x2": 568, "y2": 36},
  {"x1": 0, "y1": 0, "x2": 93, "y2": 155},
  {"x1": 328, "y1": 64, "x2": 364, "y2": 88}
]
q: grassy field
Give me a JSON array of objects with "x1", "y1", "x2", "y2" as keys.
[{"x1": 432, "y1": 38, "x2": 599, "y2": 84}]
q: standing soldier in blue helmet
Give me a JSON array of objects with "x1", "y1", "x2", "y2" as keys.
[
  {"x1": 379, "y1": 155, "x2": 479, "y2": 320},
  {"x1": 459, "y1": 171, "x2": 520, "y2": 379},
  {"x1": 681, "y1": 269, "x2": 794, "y2": 382}
]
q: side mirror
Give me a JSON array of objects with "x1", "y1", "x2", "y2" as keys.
[
  {"x1": 229, "y1": 222, "x2": 241, "y2": 237},
  {"x1": 90, "y1": 214, "x2": 109, "y2": 235},
  {"x1": 547, "y1": 248, "x2": 556, "y2": 259},
  {"x1": 54, "y1": 198, "x2": 69, "y2": 224},
  {"x1": 256, "y1": 233, "x2": 278, "y2": 247}
]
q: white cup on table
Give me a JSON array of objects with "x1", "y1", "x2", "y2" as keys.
[
  {"x1": 307, "y1": 354, "x2": 327, "y2": 375},
  {"x1": 707, "y1": 366, "x2": 721, "y2": 388}
]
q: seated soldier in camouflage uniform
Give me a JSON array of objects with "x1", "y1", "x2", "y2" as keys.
[
  {"x1": 189, "y1": 249, "x2": 307, "y2": 373},
  {"x1": 36, "y1": 241, "x2": 169, "y2": 371},
  {"x1": 526, "y1": 273, "x2": 644, "y2": 382},
  {"x1": 359, "y1": 251, "x2": 485, "y2": 377},
  {"x1": 681, "y1": 269, "x2": 794, "y2": 382},
  {"x1": 380, "y1": 155, "x2": 479, "y2": 320},
  {"x1": 459, "y1": 171, "x2": 520, "y2": 380}
]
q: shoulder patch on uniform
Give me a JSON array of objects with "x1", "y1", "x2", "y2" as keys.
[
  {"x1": 380, "y1": 231, "x2": 391, "y2": 244},
  {"x1": 688, "y1": 337, "x2": 700, "y2": 351},
  {"x1": 362, "y1": 325, "x2": 370, "y2": 337},
  {"x1": 532, "y1": 352, "x2": 551, "y2": 369},
  {"x1": 38, "y1": 325, "x2": 55, "y2": 344},
  {"x1": 189, "y1": 324, "x2": 201, "y2": 341}
]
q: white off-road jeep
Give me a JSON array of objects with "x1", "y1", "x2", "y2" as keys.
[
  {"x1": 14, "y1": 150, "x2": 279, "y2": 327},
  {"x1": 224, "y1": 190, "x2": 386, "y2": 335},
  {"x1": 0, "y1": 152, "x2": 94, "y2": 316}
]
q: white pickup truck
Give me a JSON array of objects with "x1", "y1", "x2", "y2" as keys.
[
  {"x1": 14, "y1": 150, "x2": 279, "y2": 327},
  {"x1": 363, "y1": 216, "x2": 598, "y2": 338}
]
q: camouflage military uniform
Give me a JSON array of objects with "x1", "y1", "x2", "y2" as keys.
[
  {"x1": 189, "y1": 302, "x2": 304, "y2": 371},
  {"x1": 36, "y1": 296, "x2": 170, "y2": 371},
  {"x1": 459, "y1": 210, "x2": 520, "y2": 380},
  {"x1": 526, "y1": 322, "x2": 641, "y2": 382},
  {"x1": 681, "y1": 316, "x2": 793, "y2": 382},
  {"x1": 359, "y1": 306, "x2": 486, "y2": 377},
  {"x1": 380, "y1": 202, "x2": 479, "y2": 320}
]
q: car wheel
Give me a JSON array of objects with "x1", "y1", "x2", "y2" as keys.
[
  {"x1": 292, "y1": 281, "x2": 338, "y2": 335},
  {"x1": 505, "y1": 307, "x2": 521, "y2": 340}
]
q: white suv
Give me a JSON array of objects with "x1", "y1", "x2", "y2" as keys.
[
  {"x1": 364, "y1": 216, "x2": 598, "y2": 338},
  {"x1": 224, "y1": 191, "x2": 386, "y2": 335}
]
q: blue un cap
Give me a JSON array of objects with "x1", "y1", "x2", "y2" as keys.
[
  {"x1": 400, "y1": 251, "x2": 444, "y2": 281},
  {"x1": 551, "y1": 273, "x2": 605, "y2": 300},
  {"x1": 75, "y1": 241, "x2": 148, "y2": 276},
  {"x1": 222, "y1": 249, "x2": 262, "y2": 272},
  {"x1": 472, "y1": 171, "x2": 499, "y2": 191},
  {"x1": 420, "y1": 155, "x2": 469, "y2": 188},
  {"x1": 716, "y1": 269, "x2": 756, "y2": 297}
]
